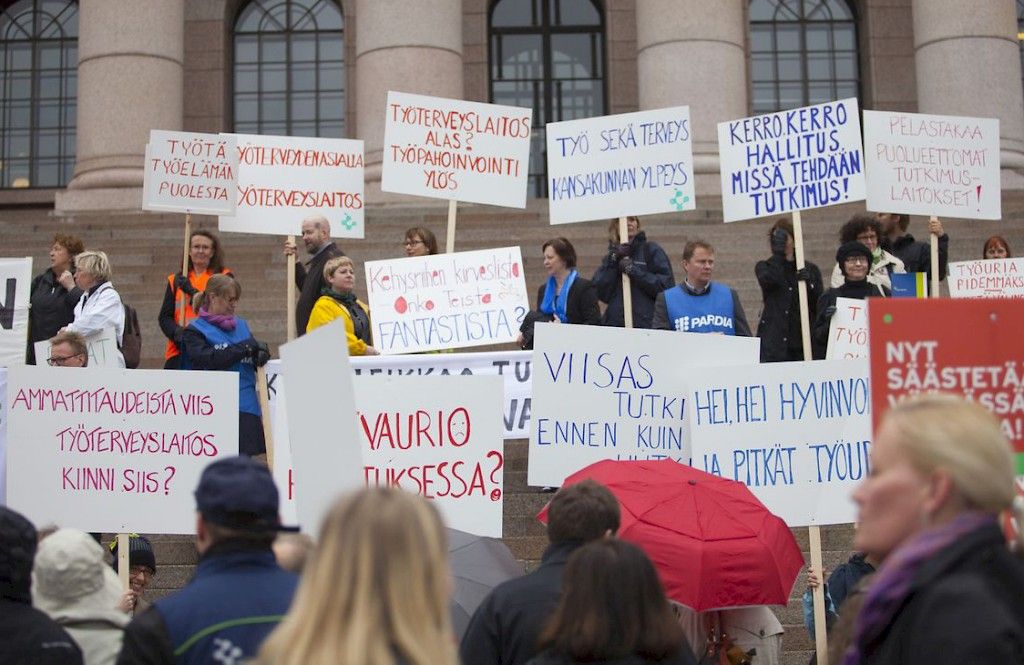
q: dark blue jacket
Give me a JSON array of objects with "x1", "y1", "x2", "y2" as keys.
[
  {"x1": 592, "y1": 232, "x2": 674, "y2": 328},
  {"x1": 116, "y1": 544, "x2": 297, "y2": 665}
]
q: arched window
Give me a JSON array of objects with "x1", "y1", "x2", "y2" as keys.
[
  {"x1": 233, "y1": 0, "x2": 344, "y2": 137},
  {"x1": 489, "y1": 0, "x2": 606, "y2": 198},
  {"x1": 0, "y1": 0, "x2": 77, "y2": 188},
  {"x1": 749, "y1": 0, "x2": 859, "y2": 114}
]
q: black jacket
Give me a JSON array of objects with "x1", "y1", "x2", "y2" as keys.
[
  {"x1": 518, "y1": 278, "x2": 601, "y2": 349},
  {"x1": 858, "y1": 522, "x2": 1024, "y2": 664},
  {"x1": 754, "y1": 255, "x2": 823, "y2": 362},
  {"x1": 812, "y1": 280, "x2": 889, "y2": 360},
  {"x1": 526, "y1": 647, "x2": 697, "y2": 665},
  {"x1": 591, "y1": 232, "x2": 674, "y2": 328},
  {"x1": 885, "y1": 232, "x2": 949, "y2": 281},
  {"x1": 294, "y1": 242, "x2": 344, "y2": 335},
  {"x1": 459, "y1": 542, "x2": 580, "y2": 665},
  {"x1": 27, "y1": 268, "x2": 83, "y2": 363}
]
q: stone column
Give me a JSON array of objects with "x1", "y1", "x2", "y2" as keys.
[
  {"x1": 912, "y1": 0, "x2": 1024, "y2": 187},
  {"x1": 354, "y1": 0, "x2": 463, "y2": 202},
  {"x1": 635, "y1": 0, "x2": 747, "y2": 196},
  {"x1": 57, "y1": 0, "x2": 184, "y2": 212}
]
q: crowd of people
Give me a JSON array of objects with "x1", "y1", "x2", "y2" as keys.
[{"x1": 3, "y1": 393, "x2": 1023, "y2": 664}]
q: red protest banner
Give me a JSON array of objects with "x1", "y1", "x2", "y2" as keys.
[{"x1": 868, "y1": 298, "x2": 1024, "y2": 474}]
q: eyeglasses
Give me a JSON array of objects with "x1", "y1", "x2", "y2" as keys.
[
  {"x1": 128, "y1": 565, "x2": 155, "y2": 579},
  {"x1": 844, "y1": 256, "x2": 869, "y2": 265},
  {"x1": 856, "y1": 233, "x2": 877, "y2": 242},
  {"x1": 47, "y1": 353, "x2": 83, "y2": 366},
  {"x1": 403, "y1": 239, "x2": 424, "y2": 247}
]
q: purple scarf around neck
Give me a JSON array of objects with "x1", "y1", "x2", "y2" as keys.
[
  {"x1": 198, "y1": 307, "x2": 237, "y2": 331},
  {"x1": 841, "y1": 511, "x2": 996, "y2": 665}
]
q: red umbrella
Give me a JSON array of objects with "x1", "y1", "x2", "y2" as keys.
[{"x1": 537, "y1": 458, "x2": 804, "y2": 611}]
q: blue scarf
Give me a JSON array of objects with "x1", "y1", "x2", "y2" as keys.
[{"x1": 540, "y1": 270, "x2": 578, "y2": 322}]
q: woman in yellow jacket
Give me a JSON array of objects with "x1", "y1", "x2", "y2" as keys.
[{"x1": 306, "y1": 256, "x2": 379, "y2": 355}]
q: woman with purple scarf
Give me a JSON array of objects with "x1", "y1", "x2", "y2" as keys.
[
  {"x1": 180, "y1": 274, "x2": 271, "y2": 458},
  {"x1": 843, "y1": 394, "x2": 1024, "y2": 664}
]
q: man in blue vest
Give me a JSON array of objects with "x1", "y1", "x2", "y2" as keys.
[
  {"x1": 651, "y1": 240, "x2": 751, "y2": 336},
  {"x1": 116, "y1": 457, "x2": 298, "y2": 665}
]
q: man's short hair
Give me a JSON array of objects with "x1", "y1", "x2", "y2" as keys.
[
  {"x1": 682, "y1": 240, "x2": 714, "y2": 261},
  {"x1": 547, "y1": 479, "x2": 620, "y2": 545},
  {"x1": 49, "y1": 331, "x2": 88, "y2": 364},
  {"x1": 303, "y1": 215, "x2": 330, "y2": 234}
]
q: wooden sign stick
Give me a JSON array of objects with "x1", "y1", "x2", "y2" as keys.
[
  {"x1": 619, "y1": 216, "x2": 634, "y2": 329},
  {"x1": 286, "y1": 235, "x2": 297, "y2": 342},
  {"x1": 117, "y1": 532, "x2": 130, "y2": 591},
  {"x1": 446, "y1": 199, "x2": 458, "y2": 254},
  {"x1": 929, "y1": 216, "x2": 940, "y2": 298},
  {"x1": 177, "y1": 214, "x2": 192, "y2": 326}
]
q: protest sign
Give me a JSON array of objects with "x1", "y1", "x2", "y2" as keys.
[
  {"x1": 546, "y1": 107, "x2": 695, "y2": 224},
  {"x1": 217, "y1": 133, "x2": 365, "y2": 238},
  {"x1": 717, "y1": 98, "x2": 865, "y2": 223},
  {"x1": 826, "y1": 297, "x2": 869, "y2": 360},
  {"x1": 34, "y1": 328, "x2": 119, "y2": 369},
  {"x1": 868, "y1": 298, "x2": 1024, "y2": 474},
  {"x1": 689, "y1": 359, "x2": 871, "y2": 526},
  {"x1": 0, "y1": 370, "x2": 6, "y2": 503},
  {"x1": 265, "y1": 350, "x2": 533, "y2": 439},
  {"x1": 358, "y1": 375, "x2": 504, "y2": 536},
  {"x1": 142, "y1": 131, "x2": 237, "y2": 215},
  {"x1": 5, "y1": 367, "x2": 238, "y2": 533},
  {"x1": 279, "y1": 321, "x2": 362, "y2": 534},
  {"x1": 528, "y1": 324, "x2": 760, "y2": 487},
  {"x1": 381, "y1": 91, "x2": 532, "y2": 208},
  {"x1": 365, "y1": 247, "x2": 529, "y2": 354},
  {"x1": 863, "y1": 110, "x2": 1000, "y2": 220},
  {"x1": 947, "y1": 258, "x2": 1024, "y2": 298},
  {"x1": 0, "y1": 258, "x2": 31, "y2": 367}
]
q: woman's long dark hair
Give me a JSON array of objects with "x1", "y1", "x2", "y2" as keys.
[
  {"x1": 537, "y1": 539, "x2": 683, "y2": 661},
  {"x1": 188, "y1": 230, "x2": 226, "y2": 273}
]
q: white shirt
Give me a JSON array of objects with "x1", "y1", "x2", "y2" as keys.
[{"x1": 67, "y1": 281, "x2": 126, "y2": 367}]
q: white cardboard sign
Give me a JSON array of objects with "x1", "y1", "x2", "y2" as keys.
[
  {"x1": 218, "y1": 133, "x2": 365, "y2": 238},
  {"x1": 279, "y1": 321, "x2": 362, "y2": 534},
  {"x1": 381, "y1": 91, "x2": 533, "y2": 208},
  {"x1": 825, "y1": 297, "x2": 869, "y2": 360},
  {"x1": 546, "y1": 107, "x2": 696, "y2": 224},
  {"x1": 863, "y1": 110, "x2": 1001, "y2": 220},
  {"x1": 34, "y1": 328, "x2": 120, "y2": 369},
  {"x1": 689, "y1": 359, "x2": 872, "y2": 526},
  {"x1": 143, "y1": 131, "x2": 238, "y2": 215},
  {"x1": 717, "y1": 98, "x2": 866, "y2": 223},
  {"x1": 5, "y1": 366, "x2": 238, "y2": 533},
  {"x1": 528, "y1": 324, "x2": 760, "y2": 487},
  {"x1": 947, "y1": 258, "x2": 1024, "y2": 298},
  {"x1": 0, "y1": 258, "x2": 31, "y2": 367},
  {"x1": 365, "y1": 247, "x2": 529, "y2": 354}
]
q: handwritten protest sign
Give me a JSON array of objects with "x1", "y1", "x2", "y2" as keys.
[
  {"x1": 0, "y1": 370, "x2": 7, "y2": 502},
  {"x1": 717, "y1": 98, "x2": 865, "y2": 223},
  {"x1": 143, "y1": 131, "x2": 238, "y2": 215},
  {"x1": 826, "y1": 297, "x2": 869, "y2": 360},
  {"x1": 5, "y1": 367, "x2": 237, "y2": 533},
  {"x1": 217, "y1": 133, "x2": 365, "y2": 238},
  {"x1": 868, "y1": 298, "x2": 1024, "y2": 474},
  {"x1": 265, "y1": 350, "x2": 533, "y2": 439},
  {"x1": 365, "y1": 247, "x2": 529, "y2": 354},
  {"x1": 863, "y1": 110, "x2": 1000, "y2": 220},
  {"x1": 0, "y1": 258, "x2": 31, "y2": 367},
  {"x1": 381, "y1": 91, "x2": 532, "y2": 207},
  {"x1": 689, "y1": 359, "x2": 871, "y2": 526},
  {"x1": 34, "y1": 328, "x2": 119, "y2": 369},
  {"x1": 528, "y1": 324, "x2": 760, "y2": 487},
  {"x1": 947, "y1": 258, "x2": 1024, "y2": 298},
  {"x1": 279, "y1": 322, "x2": 362, "y2": 534},
  {"x1": 270, "y1": 370, "x2": 504, "y2": 536},
  {"x1": 546, "y1": 107, "x2": 695, "y2": 224}
]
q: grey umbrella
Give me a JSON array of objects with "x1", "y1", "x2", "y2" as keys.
[{"x1": 448, "y1": 528, "x2": 524, "y2": 639}]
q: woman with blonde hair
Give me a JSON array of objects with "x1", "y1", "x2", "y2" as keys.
[
  {"x1": 60, "y1": 249, "x2": 126, "y2": 367},
  {"x1": 305, "y1": 255, "x2": 377, "y2": 355},
  {"x1": 257, "y1": 488, "x2": 457, "y2": 665},
  {"x1": 844, "y1": 394, "x2": 1024, "y2": 664}
]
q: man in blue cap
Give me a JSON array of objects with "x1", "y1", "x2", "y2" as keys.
[{"x1": 116, "y1": 456, "x2": 299, "y2": 664}]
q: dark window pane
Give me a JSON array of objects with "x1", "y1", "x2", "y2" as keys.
[
  {"x1": 551, "y1": 33, "x2": 598, "y2": 78},
  {"x1": 496, "y1": 34, "x2": 544, "y2": 80},
  {"x1": 492, "y1": 0, "x2": 541, "y2": 27},
  {"x1": 233, "y1": 1, "x2": 345, "y2": 135},
  {"x1": 551, "y1": 0, "x2": 600, "y2": 26},
  {"x1": 749, "y1": 0, "x2": 858, "y2": 113}
]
